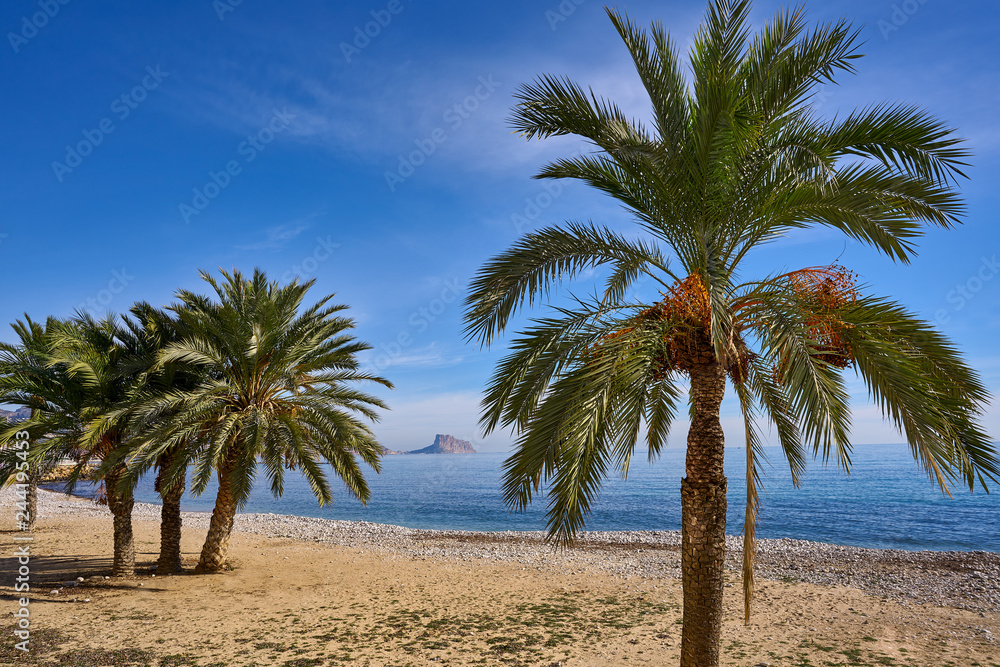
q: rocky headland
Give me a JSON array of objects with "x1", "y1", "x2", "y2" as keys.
[
  {"x1": 0, "y1": 406, "x2": 30, "y2": 423},
  {"x1": 404, "y1": 433, "x2": 476, "y2": 454}
]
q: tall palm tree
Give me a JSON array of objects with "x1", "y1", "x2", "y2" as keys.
[
  {"x1": 46, "y1": 313, "x2": 149, "y2": 577},
  {"x1": 92, "y1": 302, "x2": 203, "y2": 574},
  {"x1": 121, "y1": 268, "x2": 392, "y2": 573},
  {"x1": 463, "y1": 3, "x2": 1000, "y2": 666},
  {"x1": 132, "y1": 304, "x2": 200, "y2": 575}
]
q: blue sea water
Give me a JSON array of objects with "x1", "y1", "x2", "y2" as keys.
[{"x1": 64, "y1": 443, "x2": 1000, "y2": 552}]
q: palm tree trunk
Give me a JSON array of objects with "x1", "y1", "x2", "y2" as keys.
[
  {"x1": 25, "y1": 463, "x2": 39, "y2": 531},
  {"x1": 105, "y1": 464, "x2": 136, "y2": 577},
  {"x1": 681, "y1": 358, "x2": 728, "y2": 667},
  {"x1": 155, "y1": 460, "x2": 186, "y2": 574},
  {"x1": 196, "y1": 457, "x2": 238, "y2": 573}
]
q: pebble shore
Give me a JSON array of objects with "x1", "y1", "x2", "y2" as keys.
[{"x1": 22, "y1": 487, "x2": 1000, "y2": 615}]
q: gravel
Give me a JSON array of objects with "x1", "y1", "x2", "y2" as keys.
[{"x1": 16, "y1": 486, "x2": 1000, "y2": 614}]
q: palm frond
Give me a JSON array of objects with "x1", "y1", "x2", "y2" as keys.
[{"x1": 463, "y1": 222, "x2": 673, "y2": 347}]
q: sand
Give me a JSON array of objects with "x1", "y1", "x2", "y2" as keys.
[{"x1": 1, "y1": 489, "x2": 997, "y2": 666}]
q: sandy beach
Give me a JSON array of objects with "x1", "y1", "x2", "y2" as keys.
[{"x1": 1, "y1": 487, "x2": 998, "y2": 666}]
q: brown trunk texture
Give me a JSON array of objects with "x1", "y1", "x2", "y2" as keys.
[
  {"x1": 681, "y1": 359, "x2": 728, "y2": 667},
  {"x1": 196, "y1": 458, "x2": 238, "y2": 573},
  {"x1": 156, "y1": 465, "x2": 186, "y2": 574},
  {"x1": 25, "y1": 464, "x2": 39, "y2": 531},
  {"x1": 105, "y1": 465, "x2": 136, "y2": 577}
]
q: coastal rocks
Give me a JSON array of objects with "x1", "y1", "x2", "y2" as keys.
[
  {"x1": 0, "y1": 406, "x2": 31, "y2": 422},
  {"x1": 41, "y1": 463, "x2": 98, "y2": 483}
]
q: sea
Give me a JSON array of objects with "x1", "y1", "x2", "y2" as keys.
[{"x1": 59, "y1": 443, "x2": 1000, "y2": 553}]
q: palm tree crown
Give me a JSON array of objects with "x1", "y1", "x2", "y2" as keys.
[
  {"x1": 0, "y1": 316, "x2": 84, "y2": 531},
  {"x1": 122, "y1": 268, "x2": 392, "y2": 571},
  {"x1": 0, "y1": 316, "x2": 86, "y2": 460}
]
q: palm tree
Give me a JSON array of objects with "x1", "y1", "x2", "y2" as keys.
[
  {"x1": 121, "y1": 268, "x2": 392, "y2": 573},
  {"x1": 93, "y1": 302, "x2": 203, "y2": 574},
  {"x1": 46, "y1": 313, "x2": 149, "y2": 577},
  {"x1": 463, "y1": 3, "x2": 1000, "y2": 666},
  {"x1": 0, "y1": 316, "x2": 81, "y2": 530},
  {"x1": 5, "y1": 305, "x2": 224, "y2": 576},
  {"x1": 132, "y1": 304, "x2": 200, "y2": 575},
  {"x1": 0, "y1": 318, "x2": 49, "y2": 531}
]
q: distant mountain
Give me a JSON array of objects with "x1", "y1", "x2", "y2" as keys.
[
  {"x1": 0, "y1": 407, "x2": 31, "y2": 423},
  {"x1": 380, "y1": 446, "x2": 405, "y2": 455},
  {"x1": 406, "y1": 434, "x2": 476, "y2": 455}
]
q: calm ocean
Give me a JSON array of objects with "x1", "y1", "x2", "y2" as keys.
[{"x1": 64, "y1": 443, "x2": 1000, "y2": 552}]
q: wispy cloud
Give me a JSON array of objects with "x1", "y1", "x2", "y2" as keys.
[
  {"x1": 360, "y1": 342, "x2": 465, "y2": 372},
  {"x1": 163, "y1": 41, "x2": 660, "y2": 181},
  {"x1": 235, "y1": 214, "x2": 320, "y2": 251}
]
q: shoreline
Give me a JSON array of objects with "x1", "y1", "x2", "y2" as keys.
[
  {"x1": 30, "y1": 486, "x2": 1000, "y2": 614},
  {"x1": 41, "y1": 483, "x2": 1000, "y2": 555}
]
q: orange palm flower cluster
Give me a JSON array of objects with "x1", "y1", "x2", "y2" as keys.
[
  {"x1": 635, "y1": 273, "x2": 716, "y2": 375},
  {"x1": 786, "y1": 265, "x2": 860, "y2": 369}
]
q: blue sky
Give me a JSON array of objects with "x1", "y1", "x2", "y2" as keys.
[{"x1": 2, "y1": 0, "x2": 998, "y2": 454}]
